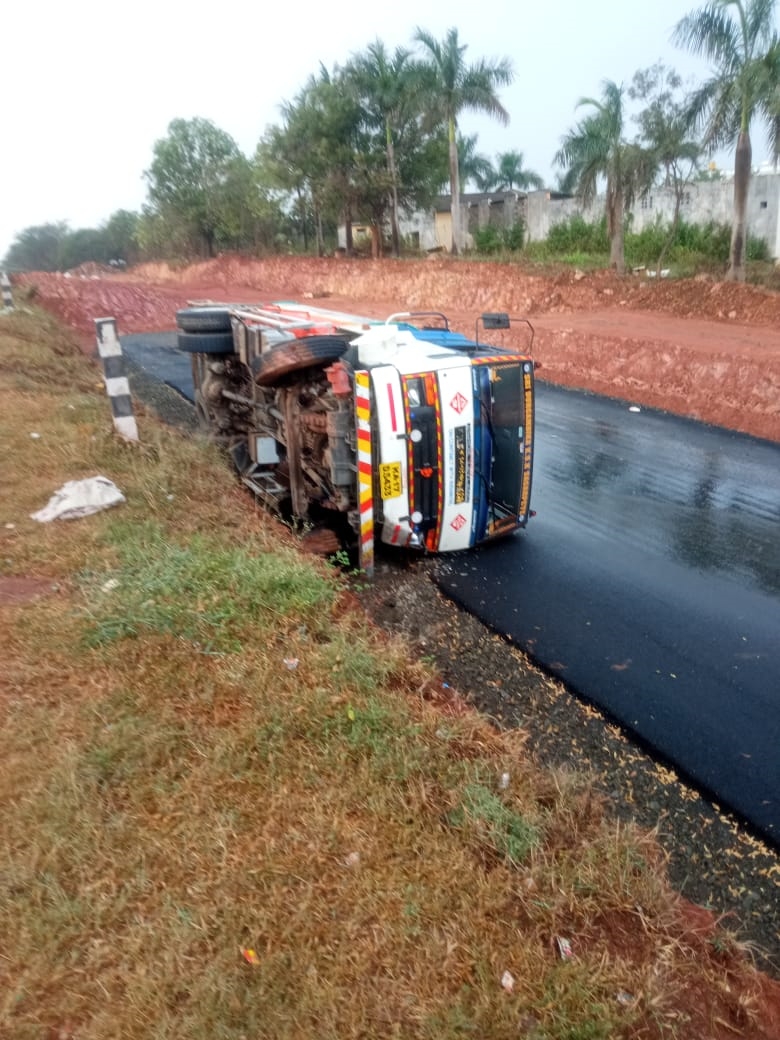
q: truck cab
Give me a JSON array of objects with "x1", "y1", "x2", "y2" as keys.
[{"x1": 177, "y1": 302, "x2": 536, "y2": 572}]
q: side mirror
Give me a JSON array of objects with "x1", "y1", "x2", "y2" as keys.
[{"x1": 480, "y1": 312, "x2": 511, "y2": 330}]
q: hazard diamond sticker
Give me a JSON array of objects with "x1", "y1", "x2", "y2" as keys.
[
  {"x1": 450, "y1": 392, "x2": 467, "y2": 414},
  {"x1": 450, "y1": 513, "x2": 467, "y2": 531}
]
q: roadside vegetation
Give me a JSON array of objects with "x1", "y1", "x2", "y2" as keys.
[
  {"x1": 480, "y1": 213, "x2": 780, "y2": 288},
  {"x1": 1, "y1": 310, "x2": 778, "y2": 1038}
]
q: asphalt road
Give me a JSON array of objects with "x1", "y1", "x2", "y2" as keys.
[
  {"x1": 122, "y1": 333, "x2": 191, "y2": 399},
  {"x1": 121, "y1": 333, "x2": 780, "y2": 845},
  {"x1": 436, "y1": 385, "x2": 780, "y2": 846}
]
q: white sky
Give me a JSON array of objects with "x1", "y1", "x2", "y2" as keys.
[{"x1": 1, "y1": 0, "x2": 774, "y2": 259}]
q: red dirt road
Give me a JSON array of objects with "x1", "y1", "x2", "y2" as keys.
[{"x1": 15, "y1": 255, "x2": 780, "y2": 442}]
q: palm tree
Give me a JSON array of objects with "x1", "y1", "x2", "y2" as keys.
[
  {"x1": 413, "y1": 27, "x2": 514, "y2": 253},
  {"x1": 555, "y1": 80, "x2": 653, "y2": 274},
  {"x1": 493, "y1": 150, "x2": 544, "y2": 190},
  {"x1": 630, "y1": 64, "x2": 704, "y2": 274},
  {"x1": 346, "y1": 41, "x2": 422, "y2": 257},
  {"x1": 457, "y1": 133, "x2": 496, "y2": 191},
  {"x1": 673, "y1": 0, "x2": 780, "y2": 281}
]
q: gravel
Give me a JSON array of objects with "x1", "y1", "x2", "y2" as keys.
[{"x1": 126, "y1": 357, "x2": 199, "y2": 435}]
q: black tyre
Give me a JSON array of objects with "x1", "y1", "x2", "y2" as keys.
[
  {"x1": 177, "y1": 330, "x2": 235, "y2": 355},
  {"x1": 253, "y1": 335, "x2": 348, "y2": 386},
  {"x1": 176, "y1": 307, "x2": 232, "y2": 333}
]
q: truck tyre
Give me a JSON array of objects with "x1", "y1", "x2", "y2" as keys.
[
  {"x1": 177, "y1": 330, "x2": 236, "y2": 355},
  {"x1": 253, "y1": 335, "x2": 349, "y2": 386},
  {"x1": 176, "y1": 307, "x2": 232, "y2": 333}
]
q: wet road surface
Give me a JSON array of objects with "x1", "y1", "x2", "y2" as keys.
[
  {"x1": 435, "y1": 384, "x2": 780, "y2": 845},
  {"x1": 122, "y1": 334, "x2": 780, "y2": 844}
]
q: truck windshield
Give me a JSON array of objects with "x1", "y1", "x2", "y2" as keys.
[{"x1": 473, "y1": 362, "x2": 525, "y2": 529}]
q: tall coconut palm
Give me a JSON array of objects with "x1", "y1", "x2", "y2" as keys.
[
  {"x1": 457, "y1": 133, "x2": 496, "y2": 191},
  {"x1": 555, "y1": 80, "x2": 653, "y2": 274},
  {"x1": 493, "y1": 150, "x2": 545, "y2": 190},
  {"x1": 673, "y1": 0, "x2": 780, "y2": 281},
  {"x1": 346, "y1": 41, "x2": 423, "y2": 257},
  {"x1": 413, "y1": 27, "x2": 514, "y2": 253}
]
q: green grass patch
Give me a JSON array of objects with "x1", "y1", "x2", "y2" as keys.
[
  {"x1": 79, "y1": 520, "x2": 335, "y2": 652},
  {"x1": 449, "y1": 781, "x2": 540, "y2": 865}
]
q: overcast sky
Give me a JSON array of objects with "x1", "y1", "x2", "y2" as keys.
[{"x1": 2, "y1": 0, "x2": 775, "y2": 260}]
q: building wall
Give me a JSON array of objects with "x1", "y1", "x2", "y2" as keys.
[
  {"x1": 341, "y1": 192, "x2": 530, "y2": 252},
  {"x1": 348, "y1": 172, "x2": 780, "y2": 259},
  {"x1": 525, "y1": 172, "x2": 780, "y2": 259}
]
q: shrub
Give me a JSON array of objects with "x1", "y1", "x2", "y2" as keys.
[
  {"x1": 472, "y1": 225, "x2": 503, "y2": 254},
  {"x1": 546, "y1": 215, "x2": 609, "y2": 254},
  {"x1": 472, "y1": 221, "x2": 526, "y2": 255}
]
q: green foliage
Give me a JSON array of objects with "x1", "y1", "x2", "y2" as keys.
[
  {"x1": 143, "y1": 117, "x2": 249, "y2": 258},
  {"x1": 2, "y1": 222, "x2": 69, "y2": 271},
  {"x1": 555, "y1": 80, "x2": 658, "y2": 272},
  {"x1": 492, "y1": 149, "x2": 544, "y2": 191},
  {"x1": 547, "y1": 215, "x2": 610, "y2": 254},
  {"x1": 503, "y1": 219, "x2": 526, "y2": 251},
  {"x1": 747, "y1": 235, "x2": 771, "y2": 262},
  {"x1": 672, "y1": 0, "x2": 780, "y2": 279},
  {"x1": 629, "y1": 62, "x2": 702, "y2": 183},
  {"x1": 102, "y1": 209, "x2": 140, "y2": 263},
  {"x1": 81, "y1": 522, "x2": 334, "y2": 652},
  {"x1": 472, "y1": 225, "x2": 503, "y2": 253},
  {"x1": 472, "y1": 220, "x2": 526, "y2": 254},
  {"x1": 525, "y1": 214, "x2": 770, "y2": 274},
  {"x1": 3, "y1": 209, "x2": 141, "y2": 272},
  {"x1": 457, "y1": 132, "x2": 495, "y2": 191},
  {"x1": 413, "y1": 26, "x2": 514, "y2": 252},
  {"x1": 448, "y1": 781, "x2": 539, "y2": 864}
]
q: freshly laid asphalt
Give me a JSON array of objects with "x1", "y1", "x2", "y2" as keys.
[
  {"x1": 121, "y1": 333, "x2": 780, "y2": 845},
  {"x1": 121, "y1": 333, "x2": 191, "y2": 398},
  {"x1": 435, "y1": 384, "x2": 780, "y2": 846}
]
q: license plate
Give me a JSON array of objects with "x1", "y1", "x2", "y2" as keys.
[{"x1": 379, "y1": 462, "x2": 402, "y2": 499}]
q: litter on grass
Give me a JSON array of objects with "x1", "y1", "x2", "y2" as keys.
[{"x1": 31, "y1": 477, "x2": 125, "y2": 522}]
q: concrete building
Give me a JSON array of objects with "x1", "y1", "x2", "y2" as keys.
[
  {"x1": 342, "y1": 191, "x2": 529, "y2": 254},
  {"x1": 359, "y1": 169, "x2": 780, "y2": 259}
]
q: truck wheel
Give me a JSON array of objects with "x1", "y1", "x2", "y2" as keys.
[
  {"x1": 254, "y1": 335, "x2": 348, "y2": 386},
  {"x1": 177, "y1": 330, "x2": 235, "y2": 355},
  {"x1": 176, "y1": 307, "x2": 232, "y2": 333}
]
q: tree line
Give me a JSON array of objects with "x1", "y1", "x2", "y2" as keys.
[{"x1": 4, "y1": 2, "x2": 779, "y2": 282}]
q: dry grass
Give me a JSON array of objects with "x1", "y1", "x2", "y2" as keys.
[{"x1": 0, "y1": 308, "x2": 777, "y2": 1039}]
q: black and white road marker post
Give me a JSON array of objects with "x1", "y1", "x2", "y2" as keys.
[
  {"x1": 1, "y1": 271, "x2": 13, "y2": 310},
  {"x1": 94, "y1": 317, "x2": 139, "y2": 442}
]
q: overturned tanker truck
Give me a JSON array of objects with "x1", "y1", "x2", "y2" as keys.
[{"x1": 176, "y1": 301, "x2": 537, "y2": 573}]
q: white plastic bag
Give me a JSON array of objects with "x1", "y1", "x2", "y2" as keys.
[{"x1": 31, "y1": 476, "x2": 125, "y2": 522}]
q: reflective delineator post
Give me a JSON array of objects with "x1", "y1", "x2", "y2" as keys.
[
  {"x1": 1, "y1": 271, "x2": 13, "y2": 310},
  {"x1": 94, "y1": 317, "x2": 139, "y2": 442}
]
